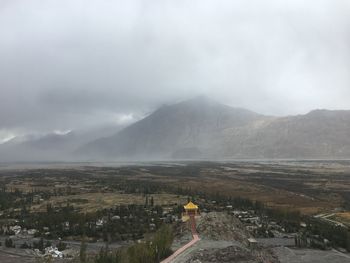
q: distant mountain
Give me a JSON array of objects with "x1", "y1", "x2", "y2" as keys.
[
  {"x1": 0, "y1": 132, "x2": 76, "y2": 162},
  {"x1": 229, "y1": 109, "x2": 350, "y2": 159},
  {"x1": 3, "y1": 97, "x2": 350, "y2": 162},
  {"x1": 0, "y1": 124, "x2": 124, "y2": 162},
  {"x1": 81, "y1": 97, "x2": 350, "y2": 160},
  {"x1": 79, "y1": 97, "x2": 267, "y2": 159}
]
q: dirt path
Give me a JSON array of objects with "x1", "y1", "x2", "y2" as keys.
[{"x1": 161, "y1": 216, "x2": 200, "y2": 263}]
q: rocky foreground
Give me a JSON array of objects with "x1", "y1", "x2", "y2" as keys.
[
  {"x1": 171, "y1": 212, "x2": 350, "y2": 263},
  {"x1": 171, "y1": 212, "x2": 278, "y2": 263}
]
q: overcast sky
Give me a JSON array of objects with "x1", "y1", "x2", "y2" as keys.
[{"x1": 0, "y1": 0, "x2": 350, "y2": 141}]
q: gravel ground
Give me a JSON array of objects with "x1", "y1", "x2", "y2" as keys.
[
  {"x1": 196, "y1": 212, "x2": 250, "y2": 242},
  {"x1": 171, "y1": 240, "x2": 243, "y2": 263},
  {"x1": 257, "y1": 238, "x2": 295, "y2": 248},
  {"x1": 273, "y1": 247, "x2": 350, "y2": 263},
  {"x1": 0, "y1": 247, "x2": 37, "y2": 263}
]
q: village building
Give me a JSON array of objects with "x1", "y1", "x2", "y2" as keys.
[{"x1": 248, "y1": 237, "x2": 258, "y2": 248}]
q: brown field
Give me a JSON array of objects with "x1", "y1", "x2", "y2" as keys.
[
  {"x1": 1, "y1": 160, "x2": 350, "y2": 216},
  {"x1": 334, "y1": 212, "x2": 350, "y2": 226},
  {"x1": 31, "y1": 192, "x2": 187, "y2": 213}
]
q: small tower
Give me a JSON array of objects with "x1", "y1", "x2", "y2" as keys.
[{"x1": 182, "y1": 201, "x2": 199, "y2": 222}]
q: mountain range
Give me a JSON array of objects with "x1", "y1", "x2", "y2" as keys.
[{"x1": 2, "y1": 97, "x2": 350, "y2": 161}]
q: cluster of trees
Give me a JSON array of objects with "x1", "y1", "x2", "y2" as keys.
[
  {"x1": 304, "y1": 218, "x2": 350, "y2": 250},
  {"x1": 93, "y1": 247, "x2": 122, "y2": 263},
  {"x1": 108, "y1": 179, "x2": 173, "y2": 195},
  {"x1": 0, "y1": 184, "x2": 55, "y2": 217},
  {"x1": 84, "y1": 224, "x2": 174, "y2": 263},
  {"x1": 99, "y1": 204, "x2": 164, "y2": 242},
  {"x1": 0, "y1": 186, "x2": 27, "y2": 210},
  {"x1": 14, "y1": 202, "x2": 167, "y2": 242}
]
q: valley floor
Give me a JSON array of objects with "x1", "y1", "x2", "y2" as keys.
[{"x1": 0, "y1": 160, "x2": 350, "y2": 262}]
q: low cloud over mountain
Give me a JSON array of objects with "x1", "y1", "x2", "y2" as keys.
[
  {"x1": 2, "y1": 97, "x2": 350, "y2": 161},
  {"x1": 79, "y1": 97, "x2": 350, "y2": 160}
]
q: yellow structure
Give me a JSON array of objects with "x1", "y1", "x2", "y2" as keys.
[
  {"x1": 184, "y1": 201, "x2": 198, "y2": 213},
  {"x1": 182, "y1": 201, "x2": 199, "y2": 222}
]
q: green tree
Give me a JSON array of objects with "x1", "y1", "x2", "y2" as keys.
[
  {"x1": 38, "y1": 238, "x2": 44, "y2": 251},
  {"x1": 94, "y1": 246, "x2": 122, "y2": 263},
  {"x1": 80, "y1": 238, "x2": 87, "y2": 263},
  {"x1": 57, "y1": 241, "x2": 67, "y2": 251},
  {"x1": 127, "y1": 242, "x2": 154, "y2": 263},
  {"x1": 152, "y1": 225, "x2": 173, "y2": 261},
  {"x1": 145, "y1": 196, "x2": 149, "y2": 207},
  {"x1": 5, "y1": 238, "x2": 13, "y2": 248},
  {"x1": 346, "y1": 231, "x2": 350, "y2": 252}
]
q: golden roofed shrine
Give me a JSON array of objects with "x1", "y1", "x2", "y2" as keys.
[
  {"x1": 182, "y1": 201, "x2": 199, "y2": 222},
  {"x1": 184, "y1": 201, "x2": 198, "y2": 211}
]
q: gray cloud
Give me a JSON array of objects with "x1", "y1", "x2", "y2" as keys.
[{"x1": 0, "y1": 0, "x2": 350, "y2": 138}]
